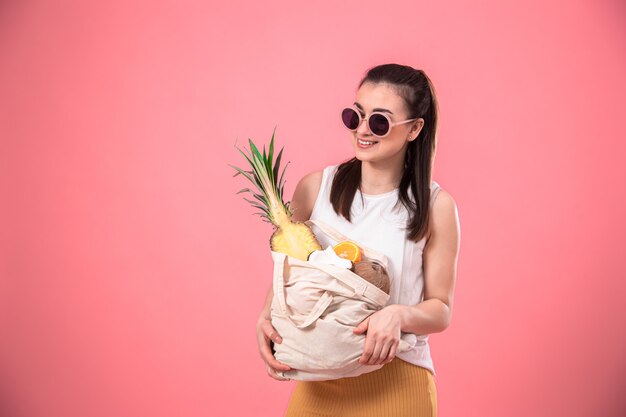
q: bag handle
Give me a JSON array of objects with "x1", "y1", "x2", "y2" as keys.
[
  {"x1": 273, "y1": 252, "x2": 334, "y2": 329},
  {"x1": 305, "y1": 260, "x2": 414, "y2": 353},
  {"x1": 306, "y1": 259, "x2": 390, "y2": 307},
  {"x1": 304, "y1": 219, "x2": 390, "y2": 270},
  {"x1": 272, "y1": 250, "x2": 414, "y2": 353}
]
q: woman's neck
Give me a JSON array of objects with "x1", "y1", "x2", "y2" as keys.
[{"x1": 360, "y1": 160, "x2": 404, "y2": 194}]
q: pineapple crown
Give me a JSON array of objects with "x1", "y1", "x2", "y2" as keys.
[{"x1": 229, "y1": 126, "x2": 293, "y2": 225}]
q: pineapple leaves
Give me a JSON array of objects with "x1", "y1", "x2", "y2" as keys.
[
  {"x1": 273, "y1": 147, "x2": 284, "y2": 193},
  {"x1": 264, "y1": 129, "x2": 276, "y2": 185},
  {"x1": 231, "y1": 128, "x2": 293, "y2": 229},
  {"x1": 233, "y1": 128, "x2": 287, "y2": 201},
  {"x1": 278, "y1": 160, "x2": 291, "y2": 200},
  {"x1": 228, "y1": 164, "x2": 255, "y2": 184},
  {"x1": 252, "y1": 212, "x2": 273, "y2": 224},
  {"x1": 243, "y1": 197, "x2": 270, "y2": 215},
  {"x1": 247, "y1": 138, "x2": 264, "y2": 168},
  {"x1": 251, "y1": 192, "x2": 268, "y2": 205},
  {"x1": 234, "y1": 144, "x2": 256, "y2": 169},
  {"x1": 231, "y1": 144, "x2": 268, "y2": 193},
  {"x1": 247, "y1": 138, "x2": 272, "y2": 195},
  {"x1": 236, "y1": 188, "x2": 269, "y2": 205},
  {"x1": 268, "y1": 128, "x2": 275, "y2": 173},
  {"x1": 230, "y1": 165, "x2": 266, "y2": 197}
]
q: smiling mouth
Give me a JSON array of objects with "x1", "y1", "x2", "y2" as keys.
[{"x1": 357, "y1": 137, "x2": 379, "y2": 145}]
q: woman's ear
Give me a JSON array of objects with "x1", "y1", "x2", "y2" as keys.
[{"x1": 408, "y1": 119, "x2": 424, "y2": 141}]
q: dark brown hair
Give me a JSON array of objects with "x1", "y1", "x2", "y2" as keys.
[{"x1": 329, "y1": 63, "x2": 439, "y2": 242}]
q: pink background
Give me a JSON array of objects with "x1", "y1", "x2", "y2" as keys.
[{"x1": 2, "y1": 1, "x2": 625, "y2": 416}]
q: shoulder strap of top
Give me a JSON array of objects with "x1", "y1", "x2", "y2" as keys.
[{"x1": 429, "y1": 181, "x2": 442, "y2": 209}]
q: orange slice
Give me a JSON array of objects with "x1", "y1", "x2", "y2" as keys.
[{"x1": 333, "y1": 241, "x2": 362, "y2": 262}]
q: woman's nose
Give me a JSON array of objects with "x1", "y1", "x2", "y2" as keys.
[{"x1": 356, "y1": 117, "x2": 371, "y2": 136}]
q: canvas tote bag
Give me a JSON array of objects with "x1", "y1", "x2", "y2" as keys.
[{"x1": 270, "y1": 219, "x2": 412, "y2": 381}]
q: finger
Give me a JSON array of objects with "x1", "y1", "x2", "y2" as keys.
[
  {"x1": 269, "y1": 357, "x2": 292, "y2": 372},
  {"x1": 265, "y1": 364, "x2": 292, "y2": 381},
  {"x1": 384, "y1": 341, "x2": 399, "y2": 364},
  {"x1": 259, "y1": 340, "x2": 292, "y2": 371},
  {"x1": 268, "y1": 369, "x2": 291, "y2": 381},
  {"x1": 367, "y1": 340, "x2": 384, "y2": 365},
  {"x1": 353, "y1": 317, "x2": 370, "y2": 334},
  {"x1": 262, "y1": 321, "x2": 283, "y2": 344},
  {"x1": 359, "y1": 334, "x2": 375, "y2": 364},
  {"x1": 375, "y1": 341, "x2": 392, "y2": 365}
]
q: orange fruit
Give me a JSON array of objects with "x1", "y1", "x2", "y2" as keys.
[{"x1": 333, "y1": 241, "x2": 362, "y2": 262}]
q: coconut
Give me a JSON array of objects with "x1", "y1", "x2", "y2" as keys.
[{"x1": 352, "y1": 260, "x2": 390, "y2": 294}]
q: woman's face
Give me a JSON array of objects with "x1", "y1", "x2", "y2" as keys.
[{"x1": 350, "y1": 82, "x2": 423, "y2": 164}]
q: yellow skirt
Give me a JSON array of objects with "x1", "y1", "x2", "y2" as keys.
[{"x1": 284, "y1": 358, "x2": 437, "y2": 417}]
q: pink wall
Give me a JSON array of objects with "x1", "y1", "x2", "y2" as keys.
[{"x1": 2, "y1": 1, "x2": 625, "y2": 416}]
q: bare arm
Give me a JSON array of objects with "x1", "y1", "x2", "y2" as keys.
[
  {"x1": 354, "y1": 187, "x2": 461, "y2": 366},
  {"x1": 396, "y1": 189, "x2": 461, "y2": 335},
  {"x1": 289, "y1": 170, "x2": 323, "y2": 223}
]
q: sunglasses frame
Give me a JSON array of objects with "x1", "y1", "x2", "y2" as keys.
[{"x1": 342, "y1": 106, "x2": 419, "y2": 138}]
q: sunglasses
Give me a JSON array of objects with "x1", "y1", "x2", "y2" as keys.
[{"x1": 341, "y1": 106, "x2": 418, "y2": 138}]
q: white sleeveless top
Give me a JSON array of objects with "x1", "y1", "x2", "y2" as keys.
[{"x1": 309, "y1": 164, "x2": 442, "y2": 375}]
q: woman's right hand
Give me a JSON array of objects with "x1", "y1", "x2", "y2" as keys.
[{"x1": 256, "y1": 316, "x2": 293, "y2": 381}]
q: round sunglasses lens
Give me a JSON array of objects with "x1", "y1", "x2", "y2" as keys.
[
  {"x1": 369, "y1": 114, "x2": 390, "y2": 136},
  {"x1": 342, "y1": 108, "x2": 360, "y2": 130}
]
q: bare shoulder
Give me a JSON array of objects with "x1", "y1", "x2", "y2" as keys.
[
  {"x1": 426, "y1": 188, "x2": 461, "y2": 246},
  {"x1": 290, "y1": 170, "x2": 323, "y2": 222}
]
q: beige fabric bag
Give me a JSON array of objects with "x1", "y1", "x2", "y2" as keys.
[{"x1": 271, "y1": 219, "x2": 411, "y2": 381}]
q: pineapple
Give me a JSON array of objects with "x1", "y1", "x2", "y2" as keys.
[{"x1": 229, "y1": 127, "x2": 322, "y2": 261}]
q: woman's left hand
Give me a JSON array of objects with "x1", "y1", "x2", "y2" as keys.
[{"x1": 353, "y1": 305, "x2": 404, "y2": 365}]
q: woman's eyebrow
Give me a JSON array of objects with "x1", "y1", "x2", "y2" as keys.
[{"x1": 354, "y1": 102, "x2": 394, "y2": 115}]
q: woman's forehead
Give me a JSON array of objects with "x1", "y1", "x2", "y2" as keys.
[{"x1": 355, "y1": 82, "x2": 404, "y2": 113}]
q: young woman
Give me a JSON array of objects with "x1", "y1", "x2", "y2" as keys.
[{"x1": 255, "y1": 63, "x2": 461, "y2": 416}]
